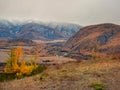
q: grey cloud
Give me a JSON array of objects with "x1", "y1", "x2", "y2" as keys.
[{"x1": 0, "y1": 0, "x2": 120, "y2": 25}]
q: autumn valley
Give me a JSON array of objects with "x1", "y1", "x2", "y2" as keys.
[{"x1": 0, "y1": 20, "x2": 119, "y2": 90}]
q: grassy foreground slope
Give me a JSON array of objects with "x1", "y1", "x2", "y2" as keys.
[{"x1": 0, "y1": 57, "x2": 120, "y2": 90}]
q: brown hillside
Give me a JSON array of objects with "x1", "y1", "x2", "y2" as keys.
[
  {"x1": 64, "y1": 23, "x2": 120, "y2": 54},
  {"x1": 0, "y1": 38, "x2": 36, "y2": 47}
]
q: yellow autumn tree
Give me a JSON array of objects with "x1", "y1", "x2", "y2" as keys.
[
  {"x1": 92, "y1": 44, "x2": 99, "y2": 60},
  {"x1": 4, "y1": 46, "x2": 38, "y2": 77},
  {"x1": 4, "y1": 47, "x2": 20, "y2": 73},
  {"x1": 14, "y1": 46, "x2": 23, "y2": 61}
]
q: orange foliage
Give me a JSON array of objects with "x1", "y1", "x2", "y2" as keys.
[
  {"x1": 4, "y1": 46, "x2": 38, "y2": 77},
  {"x1": 14, "y1": 46, "x2": 23, "y2": 61}
]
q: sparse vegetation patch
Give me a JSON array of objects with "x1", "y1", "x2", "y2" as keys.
[{"x1": 89, "y1": 82, "x2": 105, "y2": 90}]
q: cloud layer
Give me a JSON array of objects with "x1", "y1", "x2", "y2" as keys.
[{"x1": 0, "y1": 0, "x2": 120, "y2": 25}]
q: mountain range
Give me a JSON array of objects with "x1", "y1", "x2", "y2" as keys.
[{"x1": 0, "y1": 20, "x2": 82, "y2": 41}]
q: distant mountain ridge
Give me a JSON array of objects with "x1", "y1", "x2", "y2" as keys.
[
  {"x1": 0, "y1": 20, "x2": 82, "y2": 40},
  {"x1": 44, "y1": 22, "x2": 81, "y2": 38}
]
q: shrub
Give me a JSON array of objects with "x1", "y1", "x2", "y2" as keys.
[
  {"x1": 3, "y1": 46, "x2": 46, "y2": 80},
  {"x1": 0, "y1": 73, "x2": 16, "y2": 82},
  {"x1": 89, "y1": 82, "x2": 105, "y2": 90},
  {"x1": 0, "y1": 65, "x2": 46, "y2": 82},
  {"x1": 31, "y1": 66, "x2": 46, "y2": 75}
]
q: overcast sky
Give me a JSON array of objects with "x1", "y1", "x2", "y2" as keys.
[{"x1": 0, "y1": 0, "x2": 120, "y2": 26}]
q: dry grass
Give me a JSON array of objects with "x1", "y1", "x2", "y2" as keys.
[
  {"x1": 0, "y1": 56, "x2": 120, "y2": 90},
  {"x1": 0, "y1": 51, "x2": 8, "y2": 62}
]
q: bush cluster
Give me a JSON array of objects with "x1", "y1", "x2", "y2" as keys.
[{"x1": 0, "y1": 46, "x2": 46, "y2": 82}]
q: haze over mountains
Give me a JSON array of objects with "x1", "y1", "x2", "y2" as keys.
[
  {"x1": 64, "y1": 23, "x2": 120, "y2": 54},
  {"x1": 0, "y1": 20, "x2": 81, "y2": 41}
]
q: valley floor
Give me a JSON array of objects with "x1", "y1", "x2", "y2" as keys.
[{"x1": 0, "y1": 57, "x2": 120, "y2": 90}]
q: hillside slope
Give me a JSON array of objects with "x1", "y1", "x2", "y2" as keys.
[
  {"x1": 64, "y1": 23, "x2": 120, "y2": 54},
  {"x1": 0, "y1": 57, "x2": 120, "y2": 90},
  {"x1": 0, "y1": 38, "x2": 36, "y2": 47}
]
